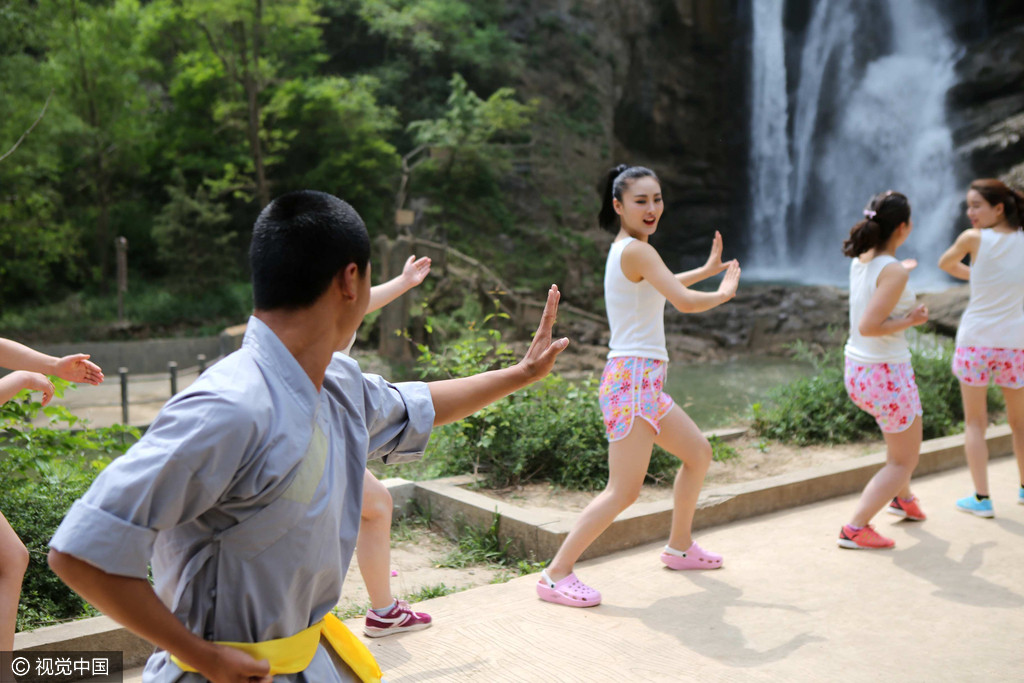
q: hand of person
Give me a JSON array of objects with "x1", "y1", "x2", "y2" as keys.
[
  {"x1": 906, "y1": 304, "x2": 929, "y2": 327},
  {"x1": 197, "y1": 644, "x2": 272, "y2": 683},
  {"x1": 900, "y1": 258, "x2": 918, "y2": 271},
  {"x1": 13, "y1": 371, "x2": 55, "y2": 406},
  {"x1": 401, "y1": 255, "x2": 431, "y2": 289},
  {"x1": 54, "y1": 354, "x2": 104, "y2": 385},
  {"x1": 516, "y1": 285, "x2": 569, "y2": 382},
  {"x1": 703, "y1": 231, "x2": 728, "y2": 273},
  {"x1": 717, "y1": 260, "x2": 741, "y2": 301}
]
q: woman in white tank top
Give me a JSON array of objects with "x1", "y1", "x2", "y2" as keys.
[
  {"x1": 536, "y1": 165, "x2": 741, "y2": 607},
  {"x1": 938, "y1": 179, "x2": 1024, "y2": 517},
  {"x1": 838, "y1": 191, "x2": 930, "y2": 550}
]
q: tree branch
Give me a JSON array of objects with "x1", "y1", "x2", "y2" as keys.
[{"x1": 0, "y1": 89, "x2": 54, "y2": 164}]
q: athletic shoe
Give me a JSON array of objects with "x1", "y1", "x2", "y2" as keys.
[
  {"x1": 956, "y1": 495, "x2": 994, "y2": 518},
  {"x1": 837, "y1": 524, "x2": 894, "y2": 549},
  {"x1": 886, "y1": 495, "x2": 926, "y2": 521},
  {"x1": 1018, "y1": 488, "x2": 1024, "y2": 506},
  {"x1": 363, "y1": 600, "x2": 432, "y2": 637}
]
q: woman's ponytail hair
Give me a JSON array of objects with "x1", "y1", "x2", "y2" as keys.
[
  {"x1": 598, "y1": 164, "x2": 659, "y2": 232},
  {"x1": 842, "y1": 191, "x2": 911, "y2": 257},
  {"x1": 969, "y1": 178, "x2": 1024, "y2": 229}
]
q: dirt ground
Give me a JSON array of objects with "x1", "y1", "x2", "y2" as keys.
[{"x1": 337, "y1": 432, "x2": 885, "y2": 620}]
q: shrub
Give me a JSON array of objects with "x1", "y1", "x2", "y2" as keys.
[
  {"x1": 0, "y1": 383, "x2": 137, "y2": 630},
  {"x1": 752, "y1": 342, "x2": 1004, "y2": 445}
]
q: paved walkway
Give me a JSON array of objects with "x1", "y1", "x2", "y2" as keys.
[{"x1": 112, "y1": 456, "x2": 1024, "y2": 682}]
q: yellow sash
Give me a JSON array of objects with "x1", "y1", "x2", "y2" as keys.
[{"x1": 171, "y1": 613, "x2": 382, "y2": 681}]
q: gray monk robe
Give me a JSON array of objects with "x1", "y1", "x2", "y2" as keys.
[{"x1": 50, "y1": 317, "x2": 433, "y2": 682}]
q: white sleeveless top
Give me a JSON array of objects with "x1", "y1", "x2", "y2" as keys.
[
  {"x1": 844, "y1": 254, "x2": 916, "y2": 364},
  {"x1": 604, "y1": 237, "x2": 668, "y2": 361},
  {"x1": 957, "y1": 229, "x2": 1024, "y2": 349}
]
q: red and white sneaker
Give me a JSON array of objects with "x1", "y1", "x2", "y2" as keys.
[
  {"x1": 837, "y1": 524, "x2": 894, "y2": 550},
  {"x1": 886, "y1": 495, "x2": 927, "y2": 521},
  {"x1": 363, "y1": 600, "x2": 432, "y2": 638}
]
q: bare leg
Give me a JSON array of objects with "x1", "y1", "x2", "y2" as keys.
[
  {"x1": 545, "y1": 421, "x2": 655, "y2": 582},
  {"x1": 961, "y1": 384, "x2": 991, "y2": 495},
  {"x1": 1002, "y1": 386, "x2": 1024, "y2": 487},
  {"x1": 0, "y1": 512, "x2": 29, "y2": 651},
  {"x1": 652, "y1": 405, "x2": 713, "y2": 551},
  {"x1": 850, "y1": 415, "x2": 922, "y2": 527},
  {"x1": 355, "y1": 470, "x2": 395, "y2": 610}
]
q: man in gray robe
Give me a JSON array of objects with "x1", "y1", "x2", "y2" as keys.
[{"x1": 48, "y1": 190, "x2": 568, "y2": 683}]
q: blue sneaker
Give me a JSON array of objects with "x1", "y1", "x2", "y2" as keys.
[
  {"x1": 956, "y1": 495, "x2": 994, "y2": 518},
  {"x1": 1018, "y1": 488, "x2": 1024, "y2": 506}
]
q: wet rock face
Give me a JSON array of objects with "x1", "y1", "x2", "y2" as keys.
[
  {"x1": 948, "y1": 12, "x2": 1024, "y2": 182},
  {"x1": 511, "y1": 0, "x2": 747, "y2": 270},
  {"x1": 664, "y1": 284, "x2": 850, "y2": 359}
]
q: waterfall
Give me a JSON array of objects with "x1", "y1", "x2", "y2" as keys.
[
  {"x1": 747, "y1": 0, "x2": 962, "y2": 287},
  {"x1": 748, "y1": 0, "x2": 791, "y2": 262}
]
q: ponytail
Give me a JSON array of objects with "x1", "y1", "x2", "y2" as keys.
[
  {"x1": 598, "y1": 164, "x2": 659, "y2": 232},
  {"x1": 841, "y1": 191, "x2": 911, "y2": 257},
  {"x1": 969, "y1": 178, "x2": 1024, "y2": 229}
]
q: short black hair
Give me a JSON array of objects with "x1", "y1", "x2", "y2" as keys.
[{"x1": 249, "y1": 190, "x2": 370, "y2": 310}]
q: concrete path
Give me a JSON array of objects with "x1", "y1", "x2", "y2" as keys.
[
  {"x1": 347, "y1": 457, "x2": 1023, "y2": 683},
  {"x1": 107, "y1": 457, "x2": 1024, "y2": 682}
]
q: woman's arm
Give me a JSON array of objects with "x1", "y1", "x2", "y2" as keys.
[
  {"x1": 0, "y1": 338, "x2": 104, "y2": 385},
  {"x1": 0, "y1": 371, "x2": 53, "y2": 406},
  {"x1": 621, "y1": 240, "x2": 740, "y2": 314},
  {"x1": 937, "y1": 229, "x2": 980, "y2": 281},
  {"x1": 366, "y1": 255, "x2": 431, "y2": 314},
  {"x1": 675, "y1": 231, "x2": 731, "y2": 287},
  {"x1": 858, "y1": 263, "x2": 929, "y2": 337}
]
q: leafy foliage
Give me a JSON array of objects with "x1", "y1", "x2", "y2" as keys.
[{"x1": 0, "y1": 383, "x2": 138, "y2": 630}]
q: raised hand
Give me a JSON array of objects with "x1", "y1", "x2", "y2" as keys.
[
  {"x1": 900, "y1": 258, "x2": 918, "y2": 271},
  {"x1": 704, "y1": 231, "x2": 728, "y2": 274},
  {"x1": 906, "y1": 303, "x2": 929, "y2": 327},
  {"x1": 401, "y1": 255, "x2": 432, "y2": 288},
  {"x1": 717, "y1": 260, "x2": 741, "y2": 301},
  {"x1": 54, "y1": 353, "x2": 104, "y2": 385},
  {"x1": 14, "y1": 371, "x2": 55, "y2": 406},
  {"x1": 517, "y1": 284, "x2": 569, "y2": 382}
]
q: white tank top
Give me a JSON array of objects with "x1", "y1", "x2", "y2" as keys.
[
  {"x1": 604, "y1": 237, "x2": 668, "y2": 361},
  {"x1": 956, "y1": 229, "x2": 1024, "y2": 349},
  {"x1": 844, "y1": 255, "x2": 915, "y2": 364}
]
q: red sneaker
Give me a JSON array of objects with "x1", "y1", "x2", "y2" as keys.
[
  {"x1": 364, "y1": 600, "x2": 432, "y2": 637},
  {"x1": 837, "y1": 524, "x2": 894, "y2": 549},
  {"x1": 886, "y1": 495, "x2": 926, "y2": 521}
]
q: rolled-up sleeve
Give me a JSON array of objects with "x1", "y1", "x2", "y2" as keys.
[
  {"x1": 361, "y1": 375, "x2": 434, "y2": 464},
  {"x1": 49, "y1": 391, "x2": 260, "y2": 578}
]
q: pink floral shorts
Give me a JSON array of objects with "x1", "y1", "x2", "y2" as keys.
[
  {"x1": 844, "y1": 359, "x2": 922, "y2": 434},
  {"x1": 599, "y1": 356, "x2": 675, "y2": 442},
  {"x1": 952, "y1": 346, "x2": 1024, "y2": 389}
]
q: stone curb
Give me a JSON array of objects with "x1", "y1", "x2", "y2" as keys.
[{"x1": 14, "y1": 425, "x2": 1013, "y2": 664}]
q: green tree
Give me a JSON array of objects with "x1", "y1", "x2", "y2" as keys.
[{"x1": 42, "y1": 0, "x2": 155, "y2": 282}]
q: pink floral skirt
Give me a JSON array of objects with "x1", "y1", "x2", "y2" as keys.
[
  {"x1": 599, "y1": 356, "x2": 675, "y2": 442},
  {"x1": 844, "y1": 358, "x2": 922, "y2": 434}
]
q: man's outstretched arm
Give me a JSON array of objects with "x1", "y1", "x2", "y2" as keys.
[{"x1": 428, "y1": 285, "x2": 569, "y2": 426}]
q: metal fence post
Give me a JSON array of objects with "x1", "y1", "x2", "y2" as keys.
[
  {"x1": 119, "y1": 367, "x2": 129, "y2": 425},
  {"x1": 169, "y1": 361, "x2": 178, "y2": 396}
]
